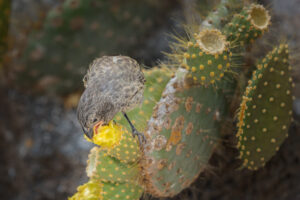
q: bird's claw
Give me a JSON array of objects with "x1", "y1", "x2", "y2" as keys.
[{"x1": 132, "y1": 129, "x2": 147, "y2": 145}]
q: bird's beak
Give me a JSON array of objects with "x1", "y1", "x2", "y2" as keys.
[
  {"x1": 82, "y1": 127, "x2": 94, "y2": 139},
  {"x1": 82, "y1": 121, "x2": 104, "y2": 140}
]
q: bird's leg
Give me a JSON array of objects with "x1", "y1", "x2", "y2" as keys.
[{"x1": 123, "y1": 112, "x2": 146, "y2": 145}]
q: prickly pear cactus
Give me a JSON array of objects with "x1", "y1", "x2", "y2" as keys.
[
  {"x1": 70, "y1": 122, "x2": 144, "y2": 200},
  {"x1": 182, "y1": 29, "x2": 231, "y2": 85},
  {"x1": 139, "y1": 2, "x2": 282, "y2": 197},
  {"x1": 140, "y1": 28, "x2": 232, "y2": 197},
  {"x1": 71, "y1": 1, "x2": 295, "y2": 199},
  {"x1": 70, "y1": 66, "x2": 174, "y2": 200},
  {"x1": 224, "y1": 3, "x2": 271, "y2": 45},
  {"x1": 141, "y1": 68, "x2": 226, "y2": 197},
  {"x1": 237, "y1": 44, "x2": 294, "y2": 170},
  {"x1": 18, "y1": 0, "x2": 174, "y2": 95}
]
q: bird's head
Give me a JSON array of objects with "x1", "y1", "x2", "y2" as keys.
[
  {"x1": 81, "y1": 113, "x2": 103, "y2": 140},
  {"x1": 76, "y1": 88, "x2": 103, "y2": 139},
  {"x1": 77, "y1": 97, "x2": 123, "y2": 148},
  {"x1": 85, "y1": 120, "x2": 123, "y2": 148},
  {"x1": 77, "y1": 87, "x2": 116, "y2": 140}
]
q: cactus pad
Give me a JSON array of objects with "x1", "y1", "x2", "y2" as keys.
[
  {"x1": 87, "y1": 147, "x2": 140, "y2": 183},
  {"x1": 142, "y1": 68, "x2": 225, "y2": 197},
  {"x1": 224, "y1": 4, "x2": 271, "y2": 45},
  {"x1": 79, "y1": 122, "x2": 144, "y2": 200},
  {"x1": 182, "y1": 29, "x2": 231, "y2": 85},
  {"x1": 237, "y1": 44, "x2": 294, "y2": 170}
]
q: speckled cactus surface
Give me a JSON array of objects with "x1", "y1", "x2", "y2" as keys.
[
  {"x1": 182, "y1": 29, "x2": 231, "y2": 85},
  {"x1": 137, "y1": 24, "x2": 235, "y2": 197},
  {"x1": 71, "y1": 1, "x2": 295, "y2": 199},
  {"x1": 237, "y1": 44, "x2": 294, "y2": 170},
  {"x1": 224, "y1": 3, "x2": 271, "y2": 45},
  {"x1": 141, "y1": 68, "x2": 226, "y2": 197}
]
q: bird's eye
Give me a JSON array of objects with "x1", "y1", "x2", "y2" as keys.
[{"x1": 92, "y1": 118, "x2": 98, "y2": 123}]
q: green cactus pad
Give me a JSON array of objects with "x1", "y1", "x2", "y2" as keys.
[
  {"x1": 101, "y1": 182, "x2": 143, "y2": 200},
  {"x1": 141, "y1": 68, "x2": 225, "y2": 197},
  {"x1": 237, "y1": 44, "x2": 294, "y2": 170},
  {"x1": 181, "y1": 29, "x2": 232, "y2": 86},
  {"x1": 106, "y1": 128, "x2": 141, "y2": 164},
  {"x1": 87, "y1": 147, "x2": 140, "y2": 183},
  {"x1": 224, "y1": 4, "x2": 271, "y2": 45},
  {"x1": 114, "y1": 66, "x2": 173, "y2": 132}
]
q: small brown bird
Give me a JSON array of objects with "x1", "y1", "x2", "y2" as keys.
[{"x1": 77, "y1": 56, "x2": 146, "y2": 144}]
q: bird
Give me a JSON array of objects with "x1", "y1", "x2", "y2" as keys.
[{"x1": 77, "y1": 56, "x2": 146, "y2": 145}]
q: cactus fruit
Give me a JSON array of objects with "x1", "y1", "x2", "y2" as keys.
[
  {"x1": 70, "y1": 1, "x2": 296, "y2": 199},
  {"x1": 236, "y1": 43, "x2": 294, "y2": 170},
  {"x1": 224, "y1": 4, "x2": 271, "y2": 45},
  {"x1": 182, "y1": 29, "x2": 231, "y2": 85},
  {"x1": 0, "y1": 0, "x2": 11, "y2": 68},
  {"x1": 141, "y1": 68, "x2": 226, "y2": 197},
  {"x1": 18, "y1": 0, "x2": 174, "y2": 95}
]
